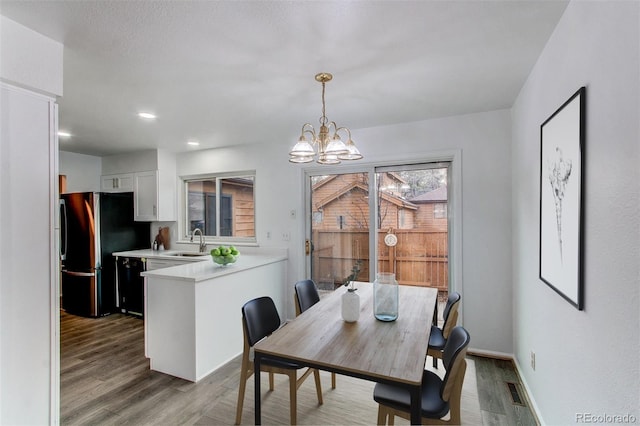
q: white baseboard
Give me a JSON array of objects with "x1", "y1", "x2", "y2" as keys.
[
  {"x1": 512, "y1": 356, "x2": 545, "y2": 425},
  {"x1": 467, "y1": 347, "x2": 513, "y2": 359},
  {"x1": 467, "y1": 347, "x2": 545, "y2": 425}
]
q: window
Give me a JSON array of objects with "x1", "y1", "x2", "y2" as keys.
[
  {"x1": 183, "y1": 172, "x2": 255, "y2": 241},
  {"x1": 399, "y1": 209, "x2": 406, "y2": 228},
  {"x1": 434, "y1": 203, "x2": 447, "y2": 219},
  {"x1": 313, "y1": 211, "x2": 324, "y2": 224}
]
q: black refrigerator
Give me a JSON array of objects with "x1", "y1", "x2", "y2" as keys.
[{"x1": 60, "y1": 192, "x2": 150, "y2": 317}]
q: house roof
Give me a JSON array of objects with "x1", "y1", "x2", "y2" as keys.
[
  {"x1": 315, "y1": 181, "x2": 417, "y2": 211},
  {"x1": 410, "y1": 186, "x2": 448, "y2": 203}
]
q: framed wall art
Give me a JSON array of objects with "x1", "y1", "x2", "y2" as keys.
[{"x1": 539, "y1": 86, "x2": 585, "y2": 310}]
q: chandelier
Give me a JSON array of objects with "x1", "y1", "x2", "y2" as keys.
[{"x1": 289, "y1": 72, "x2": 363, "y2": 164}]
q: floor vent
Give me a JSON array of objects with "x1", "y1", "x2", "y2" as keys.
[{"x1": 506, "y1": 381, "x2": 526, "y2": 406}]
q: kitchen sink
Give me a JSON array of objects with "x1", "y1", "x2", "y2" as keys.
[{"x1": 168, "y1": 252, "x2": 209, "y2": 257}]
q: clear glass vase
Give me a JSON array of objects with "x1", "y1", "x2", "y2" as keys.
[{"x1": 373, "y1": 272, "x2": 398, "y2": 321}]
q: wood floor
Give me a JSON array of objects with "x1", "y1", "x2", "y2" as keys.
[
  {"x1": 60, "y1": 311, "x2": 537, "y2": 425},
  {"x1": 471, "y1": 356, "x2": 538, "y2": 425}
]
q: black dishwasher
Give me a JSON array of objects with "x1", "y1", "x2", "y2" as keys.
[{"x1": 116, "y1": 256, "x2": 145, "y2": 318}]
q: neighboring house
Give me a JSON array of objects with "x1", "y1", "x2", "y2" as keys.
[
  {"x1": 187, "y1": 177, "x2": 255, "y2": 237},
  {"x1": 409, "y1": 185, "x2": 448, "y2": 232},
  {"x1": 312, "y1": 173, "x2": 447, "y2": 232}
]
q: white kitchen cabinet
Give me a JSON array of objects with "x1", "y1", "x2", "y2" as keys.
[
  {"x1": 101, "y1": 173, "x2": 134, "y2": 192},
  {"x1": 134, "y1": 170, "x2": 176, "y2": 221},
  {"x1": 1, "y1": 83, "x2": 59, "y2": 424}
]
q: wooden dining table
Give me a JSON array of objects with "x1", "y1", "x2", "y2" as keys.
[{"x1": 253, "y1": 281, "x2": 438, "y2": 425}]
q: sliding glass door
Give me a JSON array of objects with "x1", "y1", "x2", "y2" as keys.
[{"x1": 306, "y1": 163, "x2": 450, "y2": 297}]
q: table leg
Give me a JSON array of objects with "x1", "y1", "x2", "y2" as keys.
[
  {"x1": 432, "y1": 296, "x2": 438, "y2": 325},
  {"x1": 254, "y1": 355, "x2": 262, "y2": 425},
  {"x1": 410, "y1": 385, "x2": 421, "y2": 425}
]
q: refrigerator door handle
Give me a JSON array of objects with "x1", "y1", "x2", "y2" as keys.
[
  {"x1": 60, "y1": 198, "x2": 68, "y2": 261},
  {"x1": 62, "y1": 270, "x2": 96, "y2": 277}
]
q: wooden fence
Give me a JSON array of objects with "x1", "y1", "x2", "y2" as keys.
[{"x1": 312, "y1": 230, "x2": 448, "y2": 292}]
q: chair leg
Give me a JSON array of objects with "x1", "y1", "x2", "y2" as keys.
[
  {"x1": 331, "y1": 372, "x2": 336, "y2": 389},
  {"x1": 312, "y1": 369, "x2": 323, "y2": 405},
  {"x1": 235, "y1": 365, "x2": 250, "y2": 425},
  {"x1": 388, "y1": 412, "x2": 395, "y2": 426},
  {"x1": 269, "y1": 371, "x2": 275, "y2": 391},
  {"x1": 377, "y1": 405, "x2": 396, "y2": 425},
  {"x1": 287, "y1": 371, "x2": 297, "y2": 425},
  {"x1": 377, "y1": 405, "x2": 386, "y2": 425},
  {"x1": 433, "y1": 354, "x2": 438, "y2": 368}
]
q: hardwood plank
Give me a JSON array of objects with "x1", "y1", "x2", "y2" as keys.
[{"x1": 471, "y1": 355, "x2": 539, "y2": 426}]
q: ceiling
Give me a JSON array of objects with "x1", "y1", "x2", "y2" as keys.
[{"x1": 1, "y1": 0, "x2": 569, "y2": 157}]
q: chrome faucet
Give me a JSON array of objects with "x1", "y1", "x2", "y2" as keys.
[{"x1": 191, "y1": 228, "x2": 206, "y2": 253}]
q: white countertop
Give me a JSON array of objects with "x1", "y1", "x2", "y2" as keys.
[{"x1": 140, "y1": 253, "x2": 288, "y2": 283}]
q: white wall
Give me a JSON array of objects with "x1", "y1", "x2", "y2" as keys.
[
  {"x1": 59, "y1": 151, "x2": 102, "y2": 193},
  {"x1": 177, "y1": 108, "x2": 514, "y2": 354},
  {"x1": 356, "y1": 109, "x2": 513, "y2": 354},
  {"x1": 0, "y1": 16, "x2": 63, "y2": 97},
  {"x1": 101, "y1": 149, "x2": 163, "y2": 174},
  {"x1": 511, "y1": 1, "x2": 639, "y2": 423}
]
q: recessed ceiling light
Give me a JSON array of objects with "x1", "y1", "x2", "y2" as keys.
[
  {"x1": 138, "y1": 112, "x2": 156, "y2": 119},
  {"x1": 58, "y1": 131, "x2": 71, "y2": 137},
  {"x1": 187, "y1": 140, "x2": 200, "y2": 146}
]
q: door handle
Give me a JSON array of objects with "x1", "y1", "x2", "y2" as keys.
[
  {"x1": 305, "y1": 239, "x2": 311, "y2": 255},
  {"x1": 63, "y1": 270, "x2": 95, "y2": 277},
  {"x1": 60, "y1": 199, "x2": 67, "y2": 261}
]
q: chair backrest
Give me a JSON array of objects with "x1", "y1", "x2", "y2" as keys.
[
  {"x1": 241, "y1": 296, "x2": 281, "y2": 347},
  {"x1": 442, "y1": 292, "x2": 461, "y2": 339},
  {"x1": 294, "y1": 279, "x2": 320, "y2": 315},
  {"x1": 440, "y1": 326, "x2": 470, "y2": 401}
]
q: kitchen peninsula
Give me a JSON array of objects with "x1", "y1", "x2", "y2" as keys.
[{"x1": 138, "y1": 249, "x2": 287, "y2": 382}]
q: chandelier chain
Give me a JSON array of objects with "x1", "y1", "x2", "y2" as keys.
[{"x1": 320, "y1": 80, "x2": 328, "y2": 126}]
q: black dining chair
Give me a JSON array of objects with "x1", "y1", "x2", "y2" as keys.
[
  {"x1": 293, "y1": 279, "x2": 337, "y2": 389},
  {"x1": 293, "y1": 279, "x2": 321, "y2": 316},
  {"x1": 374, "y1": 326, "x2": 471, "y2": 425},
  {"x1": 235, "y1": 296, "x2": 323, "y2": 425},
  {"x1": 429, "y1": 291, "x2": 461, "y2": 368}
]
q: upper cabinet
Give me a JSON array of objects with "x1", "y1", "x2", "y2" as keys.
[
  {"x1": 101, "y1": 173, "x2": 134, "y2": 192},
  {"x1": 134, "y1": 170, "x2": 176, "y2": 222},
  {"x1": 101, "y1": 149, "x2": 177, "y2": 222}
]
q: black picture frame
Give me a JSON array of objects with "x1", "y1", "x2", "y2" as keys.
[{"x1": 539, "y1": 87, "x2": 585, "y2": 310}]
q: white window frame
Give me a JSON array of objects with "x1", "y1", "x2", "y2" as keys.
[{"x1": 180, "y1": 170, "x2": 257, "y2": 244}]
